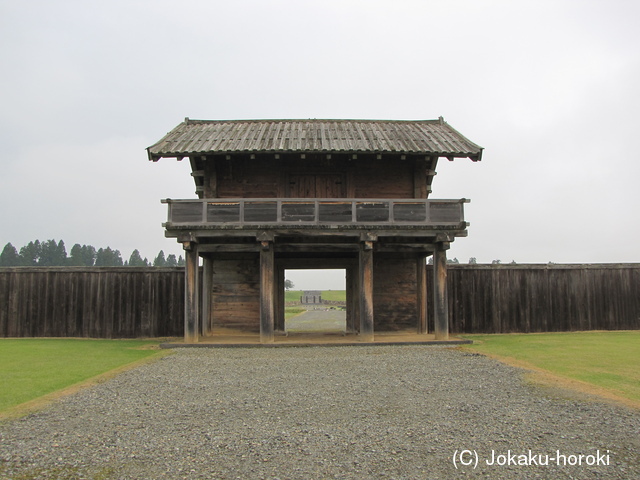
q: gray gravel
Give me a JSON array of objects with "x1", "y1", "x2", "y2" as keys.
[{"x1": 0, "y1": 346, "x2": 638, "y2": 479}]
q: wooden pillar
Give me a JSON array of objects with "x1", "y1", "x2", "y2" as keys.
[
  {"x1": 417, "y1": 255, "x2": 427, "y2": 334},
  {"x1": 259, "y1": 241, "x2": 275, "y2": 343},
  {"x1": 202, "y1": 255, "x2": 213, "y2": 336},
  {"x1": 359, "y1": 242, "x2": 374, "y2": 342},
  {"x1": 183, "y1": 241, "x2": 199, "y2": 343},
  {"x1": 433, "y1": 242, "x2": 449, "y2": 340},
  {"x1": 275, "y1": 265, "x2": 285, "y2": 332},
  {"x1": 345, "y1": 267, "x2": 355, "y2": 333}
]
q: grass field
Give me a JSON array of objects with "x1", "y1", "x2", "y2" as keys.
[
  {"x1": 284, "y1": 307, "x2": 306, "y2": 319},
  {"x1": 285, "y1": 290, "x2": 346, "y2": 302},
  {"x1": 461, "y1": 331, "x2": 640, "y2": 406},
  {"x1": 0, "y1": 339, "x2": 166, "y2": 416}
]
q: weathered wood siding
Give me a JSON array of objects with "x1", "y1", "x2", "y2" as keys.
[
  {"x1": 213, "y1": 156, "x2": 417, "y2": 199},
  {"x1": 352, "y1": 159, "x2": 414, "y2": 199},
  {"x1": 1, "y1": 264, "x2": 638, "y2": 338},
  {"x1": 374, "y1": 256, "x2": 418, "y2": 330},
  {"x1": 0, "y1": 267, "x2": 183, "y2": 338},
  {"x1": 436, "y1": 264, "x2": 640, "y2": 333},
  {"x1": 210, "y1": 255, "x2": 260, "y2": 331}
]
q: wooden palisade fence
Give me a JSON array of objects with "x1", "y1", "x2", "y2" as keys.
[
  {"x1": 0, "y1": 264, "x2": 638, "y2": 338},
  {"x1": 440, "y1": 264, "x2": 640, "y2": 333},
  {"x1": 0, "y1": 267, "x2": 183, "y2": 338}
]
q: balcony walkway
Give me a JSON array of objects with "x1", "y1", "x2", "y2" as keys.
[{"x1": 163, "y1": 197, "x2": 468, "y2": 229}]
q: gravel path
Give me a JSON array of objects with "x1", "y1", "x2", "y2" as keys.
[{"x1": 1, "y1": 346, "x2": 638, "y2": 479}]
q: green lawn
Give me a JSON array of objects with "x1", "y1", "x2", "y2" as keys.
[
  {"x1": 284, "y1": 307, "x2": 306, "y2": 319},
  {"x1": 285, "y1": 290, "x2": 346, "y2": 302},
  {"x1": 0, "y1": 339, "x2": 166, "y2": 415},
  {"x1": 461, "y1": 331, "x2": 640, "y2": 404}
]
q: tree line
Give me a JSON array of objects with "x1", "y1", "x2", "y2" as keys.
[{"x1": 0, "y1": 240, "x2": 185, "y2": 267}]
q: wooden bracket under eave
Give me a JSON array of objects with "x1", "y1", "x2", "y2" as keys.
[
  {"x1": 256, "y1": 231, "x2": 275, "y2": 242},
  {"x1": 360, "y1": 232, "x2": 378, "y2": 242}
]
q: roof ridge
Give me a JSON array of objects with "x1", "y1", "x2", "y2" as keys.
[{"x1": 184, "y1": 118, "x2": 444, "y2": 125}]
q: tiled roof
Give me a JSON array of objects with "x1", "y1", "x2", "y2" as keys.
[{"x1": 148, "y1": 118, "x2": 483, "y2": 161}]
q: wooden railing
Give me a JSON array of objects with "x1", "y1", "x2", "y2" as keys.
[{"x1": 162, "y1": 198, "x2": 468, "y2": 227}]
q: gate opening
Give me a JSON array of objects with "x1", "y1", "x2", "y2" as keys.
[{"x1": 284, "y1": 269, "x2": 346, "y2": 334}]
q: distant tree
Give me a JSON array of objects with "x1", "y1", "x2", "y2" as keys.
[
  {"x1": 447, "y1": 257, "x2": 459, "y2": 264},
  {"x1": 69, "y1": 244, "x2": 96, "y2": 266},
  {"x1": 491, "y1": 259, "x2": 502, "y2": 264},
  {"x1": 468, "y1": 257, "x2": 477, "y2": 264},
  {"x1": 19, "y1": 240, "x2": 41, "y2": 266},
  {"x1": 95, "y1": 247, "x2": 123, "y2": 266},
  {"x1": 0, "y1": 243, "x2": 21, "y2": 266},
  {"x1": 165, "y1": 254, "x2": 178, "y2": 267},
  {"x1": 284, "y1": 279, "x2": 295, "y2": 290},
  {"x1": 427, "y1": 257, "x2": 433, "y2": 265},
  {"x1": 38, "y1": 239, "x2": 67, "y2": 266},
  {"x1": 510, "y1": 260, "x2": 517, "y2": 264},
  {"x1": 153, "y1": 250, "x2": 166, "y2": 267},
  {"x1": 177, "y1": 255, "x2": 185, "y2": 267},
  {"x1": 128, "y1": 249, "x2": 147, "y2": 267}
]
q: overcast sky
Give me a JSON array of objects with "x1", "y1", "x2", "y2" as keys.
[{"x1": 1, "y1": 0, "x2": 638, "y2": 289}]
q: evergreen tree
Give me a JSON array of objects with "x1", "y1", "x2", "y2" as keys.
[
  {"x1": 153, "y1": 250, "x2": 166, "y2": 267},
  {"x1": 165, "y1": 254, "x2": 178, "y2": 267},
  {"x1": 128, "y1": 249, "x2": 147, "y2": 267},
  {"x1": 468, "y1": 257, "x2": 477, "y2": 264},
  {"x1": 69, "y1": 244, "x2": 96, "y2": 266},
  {"x1": 95, "y1": 247, "x2": 123, "y2": 266},
  {"x1": 0, "y1": 243, "x2": 21, "y2": 266},
  {"x1": 38, "y1": 239, "x2": 67, "y2": 266},
  {"x1": 177, "y1": 255, "x2": 185, "y2": 267},
  {"x1": 19, "y1": 240, "x2": 41, "y2": 266}
]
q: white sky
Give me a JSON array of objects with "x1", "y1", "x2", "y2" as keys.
[{"x1": 1, "y1": 0, "x2": 639, "y2": 288}]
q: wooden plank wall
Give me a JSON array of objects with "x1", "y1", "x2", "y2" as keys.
[
  {"x1": 1, "y1": 264, "x2": 639, "y2": 338},
  {"x1": 374, "y1": 256, "x2": 418, "y2": 330},
  {"x1": 214, "y1": 156, "x2": 415, "y2": 199},
  {"x1": 434, "y1": 264, "x2": 640, "y2": 333},
  {"x1": 210, "y1": 255, "x2": 260, "y2": 331},
  {"x1": 0, "y1": 267, "x2": 183, "y2": 338}
]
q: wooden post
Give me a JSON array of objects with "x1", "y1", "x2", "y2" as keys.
[
  {"x1": 433, "y1": 242, "x2": 449, "y2": 340},
  {"x1": 359, "y1": 242, "x2": 374, "y2": 342},
  {"x1": 183, "y1": 241, "x2": 199, "y2": 343},
  {"x1": 202, "y1": 255, "x2": 213, "y2": 336},
  {"x1": 260, "y1": 241, "x2": 275, "y2": 343},
  {"x1": 345, "y1": 267, "x2": 355, "y2": 333},
  {"x1": 417, "y1": 255, "x2": 427, "y2": 334},
  {"x1": 275, "y1": 265, "x2": 285, "y2": 332}
]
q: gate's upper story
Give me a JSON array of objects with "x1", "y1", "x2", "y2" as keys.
[{"x1": 147, "y1": 118, "x2": 483, "y2": 238}]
